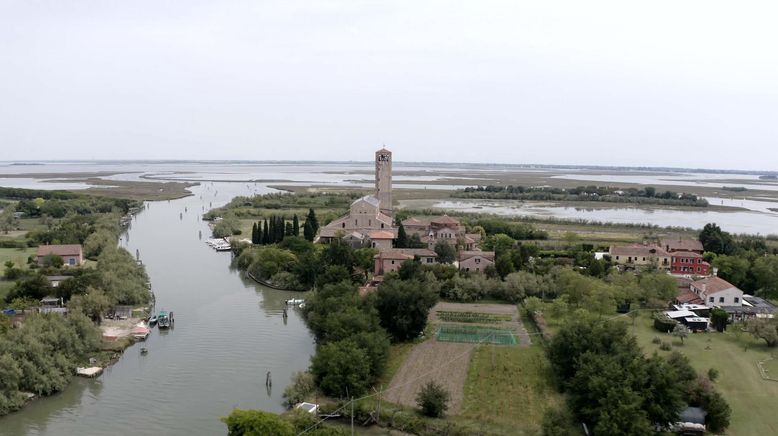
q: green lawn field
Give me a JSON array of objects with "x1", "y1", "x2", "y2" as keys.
[{"x1": 629, "y1": 312, "x2": 778, "y2": 435}]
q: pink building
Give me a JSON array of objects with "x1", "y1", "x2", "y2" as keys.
[{"x1": 36, "y1": 244, "x2": 84, "y2": 267}]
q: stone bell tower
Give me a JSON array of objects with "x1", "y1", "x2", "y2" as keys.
[{"x1": 375, "y1": 147, "x2": 392, "y2": 216}]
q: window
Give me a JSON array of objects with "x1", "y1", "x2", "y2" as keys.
[
  {"x1": 391, "y1": 260, "x2": 395, "y2": 265},
  {"x1": 69, "y1": 258, "x2": 76, "y2": 265},
  {"x1": 734, "y1": 297, "x2": 740, "y2": 303},
  {"x1": 369, "y1": 220, "x2": 371, "y2": 226},
  {"x1": 719, "y1": 297, "x2": 725, "y2": 303},
  {"x1": 475, "y1": 258, "x2": 481, "y2": 264},
  {"x1": 709, "y1": 297, "x2": 714, "y2": 303},
  {"x1": 342, "y1": 223, "x2": 345, "y2": 228},
  {"x1": 642, "y1": 257, "x2": 646, "y2": 261},
  {"x1": 426, "y1": 258, "x2": 433, "y2": 263},
  {"x1": 355, "y1": 219, "x2": 358, "y2": 225},
  {"x1": 381, "y1": 223, "x2": 384, "y2": 229},
  {"x1": 616, "y1": 256, "x2": 620, "y2": 260}
]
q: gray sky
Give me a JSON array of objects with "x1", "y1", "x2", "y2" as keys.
[{"x1": 1, "y1": 1, "x2": 776, "y2": 170}]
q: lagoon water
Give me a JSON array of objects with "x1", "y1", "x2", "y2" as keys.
[
  {"x1": 0, "y1": 182, "x2": 315, "y2": 436},
  {"x1": 2, "y1": 162, "x2": 778, "y2": 434}
]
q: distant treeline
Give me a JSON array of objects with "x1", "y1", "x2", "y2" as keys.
[{"x1": 454, "y1": 185, "x2": 708, "y2": 207}]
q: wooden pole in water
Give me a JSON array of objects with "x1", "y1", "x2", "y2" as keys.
[{"x1": 266, "y1": 371, "x2": 272, "y2": 387}]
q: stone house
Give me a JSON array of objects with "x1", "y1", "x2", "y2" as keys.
[{"x1": 458, "y1": 251, "x2": 495, "y2": 273}]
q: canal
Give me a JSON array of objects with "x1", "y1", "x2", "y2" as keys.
[{"x1": 0, "y1": 182, "x2": 315, "y2": 436}]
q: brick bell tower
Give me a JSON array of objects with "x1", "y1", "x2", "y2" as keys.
[{"x1": 375, "y1": 147, "x2": 392, "y2": 216}]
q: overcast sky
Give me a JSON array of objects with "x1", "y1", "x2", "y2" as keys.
[{"x1": 1, "y1": 1, "x2": 776, "y2": 170}]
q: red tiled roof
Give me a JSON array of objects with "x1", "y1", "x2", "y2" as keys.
[
  {"x1": 368, "y1": 230, "x2": 395, "y2": 239},
  {"x1": 676, "y1": 290, "x2": 704, "y2": 305},
  {"x1": 660, "y1": 238, "x2": 704, "y2": 252},
  {"x1": 431, "y1": 215, "x2": 460, "y2": 225},
  {"x1": 690, "y1": 276, "x2": 738, "y2": 295},
  {"x1": 671, "y1": 251, "x2": 703, "y2": 258},
  {"x1": 36, "y1": 244, "x2": 82, "y2": 257},
  {"x1": 610, "y1": 245, "x2": 669, "y2": 257},
  {"x1": 459, "y1": 250, "x2": 495, "y2": 261}
]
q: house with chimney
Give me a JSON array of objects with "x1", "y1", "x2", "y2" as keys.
[{"x1": 689, "y1": 276, "x2": 743, "y2": 307}]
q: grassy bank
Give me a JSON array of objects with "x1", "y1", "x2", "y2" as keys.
[
  {"x1": 461, "y1": 344, "x2": 564, "y2": 435},
  {"x1": 628, "y1": 312, "x2": 778, "y2": 436}
]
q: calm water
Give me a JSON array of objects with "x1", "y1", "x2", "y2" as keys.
[
  {"x1": 0, "y1": 182, "x2": 315, "y2": 436},
  {"x1": 429, "y1": 200, "x2": 778, "y2": 235}
]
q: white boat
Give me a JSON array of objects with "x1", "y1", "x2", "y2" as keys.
[{"x1": 285, "y1": 298, "x2": 304, "y2": 305}]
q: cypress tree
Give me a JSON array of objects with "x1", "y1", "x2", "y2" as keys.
[
  {"x1": 251, "y1": 222, "x2": 258, "y2": 244},
  {"x1": 396, "y1": 223, "x2": 408, "y2": 248},
  {"x1": 303, "y1": 220, "x2": 314, "y2": 242},
  {"x1": 307, "y1": 208, "x2": 319, "y2": 234},
  {"x1": 285, "y1": 221, "x2": 294, "y2": 236},
  {"x1": 263, "y1": 218, "x2": 269, "y2": 244},
  {"x1": 275, "y1": 216, "x2": 283, "y2": 242},
  {"x1": 292, "y1": 214, "x2": 300, "y2": 236}
]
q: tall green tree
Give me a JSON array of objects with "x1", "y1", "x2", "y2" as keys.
[
  {"x1": 251, "y1": 222, "x2": 258, "y2": 244},
  {"x1": 310, "y1": 339, "x2": 372, "y2": 398},
  {"x1": 303, "y1": 220, "x2": 314, "y2": 242},
  {"x1": 699, "y1": 223, "x2": 735, "y2": 255},
  {"x1": 292, "y1": 214, "x2": 300, "y2": 236},
  {"x1": 262, "y1": 219, "x2": 269, "y2": 244},
  {"x1": 306, "y1": 208, "x2": 319, "y2": 234},
  {"x1": 396, "y1": 223, "x2": 408, "y2": 248},
  {"x1": 221, "y1": 409, "x2": 294, "y2": 436},
  {"x1": 376, "y1": 278, "x2": 438, "y2": 341},
  {"x1": 433, "y1": 240, "x2": 456, "y2": 264}
]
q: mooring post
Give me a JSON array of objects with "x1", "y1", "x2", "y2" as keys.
[{"x1": 266, "y1": 371, "x2": 272, "y2": 387}]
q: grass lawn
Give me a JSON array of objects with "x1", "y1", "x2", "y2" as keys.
[
  {"x1": 0, "y1": 247, "x2": 36, "y2": 268},
  {"x1": 629, "y1": 312, "x2": 778, "y2": 436},
  {"x1": 460, "y1": 344, "x2": 566, "y2": 435},
  {"x1": 0, "y1": 280, "x2": 15, "y2": 302}
]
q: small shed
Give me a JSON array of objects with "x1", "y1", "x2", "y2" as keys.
[
  {"x1": 684, "y1": 317, "x2": 709, "y2": 331},
  {"x1": 665, "y1": 310, "x2": 696, "y2": 320}
]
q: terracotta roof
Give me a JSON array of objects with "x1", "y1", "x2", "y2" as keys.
[
  {"x1": 465, "y1": 233, "x2": 482, "y2": 242},
  {"x1": 660, "y1": 238, "x2": 704, "y2": 252},
  {"x1": 431, "y1": 215, "x2": 460, "y2": 225},
  {"x1": 676, "y1": 290, "x2": 704, "y2": 305},
  {"x1": 352, "y1": 195, "x2": 381, "y2": 208},
  {"x1": 401, "y1": 217, "x2": 427, "y2": 226},
  {"x1": 459, "y1": 250, "x2": 495, "y2": 261},
  {"x1": 609, "y1": 245, "x2": 669, "y2": 257},
  {"x1": 37, "y1": 244, "x2": 82, "y2": 257},
  {"x1": 375, "y1": 249, "x2": 437, "y2": 260},
  {"x1": 368, "y1": 230, "x2": 395, "y2": 239},
  {"x1": 671, "y1": 251, "x2": 703, "y2": 258},
  {"x1": 690, "y1": 276, "x2": 739, "y2": 295}
]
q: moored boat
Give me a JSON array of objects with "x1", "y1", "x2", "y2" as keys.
[
  {"x1": 157, "y1": 310, "x2": 174, "y2": 328},
  {"x1": 148, "y1": 314, "x2": 158, "y2": 326}
]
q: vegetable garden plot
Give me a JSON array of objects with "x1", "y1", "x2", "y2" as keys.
[{"x1": 436, "y1": 324, "x2": 517, "y2": 345}]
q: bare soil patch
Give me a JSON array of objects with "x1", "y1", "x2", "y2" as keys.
[{"x1": 384, "y1": 339, "x2": 473, "y2": 415}]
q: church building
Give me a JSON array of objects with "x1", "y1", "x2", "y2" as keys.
[{"x1": 318, "y1": 148, "x2": 397, "y2": 247}]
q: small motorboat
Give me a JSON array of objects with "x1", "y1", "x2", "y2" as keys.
[
  {"x1": 131, "y1": 324, "x2": 151, "y2": 340},
  {"x1": 285, "y1": 298, "x2": 304, "y2": 305},
  {"x1": 148, "y1": 314, "x2": 158, "y2": 326}
]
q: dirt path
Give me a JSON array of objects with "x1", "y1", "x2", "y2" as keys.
[{"x1": 384, "y1": 339, "x2": 473, "y2": 415}]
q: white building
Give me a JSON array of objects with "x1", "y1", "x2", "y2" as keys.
[{"x1": 690, "y1": 276, "x2": 743, "y2": 307}]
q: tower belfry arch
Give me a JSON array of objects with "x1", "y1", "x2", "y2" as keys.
[{"x1": 375, "y1": 147, "x2": 392, "y2": 216}]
